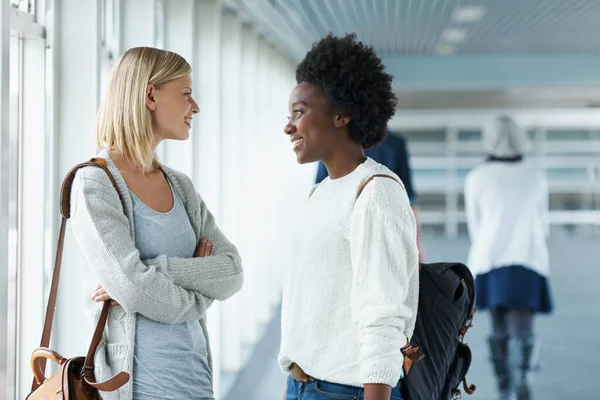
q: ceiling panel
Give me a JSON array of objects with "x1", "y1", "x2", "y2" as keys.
[{"x1": 246, "y1": 0, "x2": 600, "y2": 57}]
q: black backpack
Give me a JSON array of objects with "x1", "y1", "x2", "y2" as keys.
[
  {"x1": 358, "y1": 175, "x2": 477, "y2": 400},
  {"x1": 402, "y1": 262, "x2": 477, "y2": 400}
]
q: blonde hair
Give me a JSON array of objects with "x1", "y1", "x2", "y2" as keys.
[{"x1": 96, "y1": 47, "x2": 192, "y2": 171}]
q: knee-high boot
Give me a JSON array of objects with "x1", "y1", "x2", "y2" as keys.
[
  {"x1": 489, "y1": 337, "x2": 513, "y2": 400},
  {"x1": 512, "y1": 337, "x2": 539, "y2": 400}
]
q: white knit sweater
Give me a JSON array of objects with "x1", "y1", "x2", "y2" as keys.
[
  {"x1": 278, "y1": 158, "x2": 420, "y2": 387},
  {"x1": 464, "y1": 161, "x2": 550, "y2": 277},
  {"x1": 70, "y1": 149, "x2": 243, "y2": 400}
]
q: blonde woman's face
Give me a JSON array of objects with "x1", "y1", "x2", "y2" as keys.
[{"x1": 148, "y1": 73, "x2": 199, "y2": 142}]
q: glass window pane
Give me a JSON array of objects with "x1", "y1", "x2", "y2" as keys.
[
  {"x1": 9, "y1": 0, "x2": 34, "y2": 14},
  {"x1": 6, "y1": 35, "x2": 21, "y2": 399},
  {"x1": 400, "y1": 129, "x2": 446, "y2": 142},
  {"x1": 546, "y1": 129, "x2": 597, "y2": 141},
  {"x1": 457, "y1": 130, "x2": 481, "y2": 141}
]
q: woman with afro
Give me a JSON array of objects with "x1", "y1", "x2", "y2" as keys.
[{"x1": 278, "y1": 33, "x2": 419, "y2": 400}]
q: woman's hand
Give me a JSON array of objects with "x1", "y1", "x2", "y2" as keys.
[
  {"x1": 91, "y1": 284, "x2": 118, "y2": 305},
  {"x1": 194, "y1": 238, "x2": 214, "y2": 257},
  {"x1": 363, "y1": 383, "x2": 392, "y2": 400},
  {"x1": 281, "y1": 379, "x2": 288, "y2": 400}
]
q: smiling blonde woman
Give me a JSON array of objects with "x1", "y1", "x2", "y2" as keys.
[{"x1": 70, "y1": 47, "x2": 243, "y2": 400}]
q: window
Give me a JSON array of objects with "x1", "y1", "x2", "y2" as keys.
[
  {"x1": 3, "y1": 3, "x2": 47, "y2": 397},
  {"x1": 100, "y1": 0, "x2": 120, "y2": 98},
  {"x1": 10, "y1": 0, "x2": 33, "y2": 15},
  {"x1": 154, "y1": 0, "x2": 164, "y2": 49}
]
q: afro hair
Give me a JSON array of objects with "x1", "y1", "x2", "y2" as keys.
[{"x1": 295, "y1": 33, "x2": 397, "y2": 149}]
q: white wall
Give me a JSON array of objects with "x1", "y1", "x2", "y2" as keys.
[
  {"x1": 192, "y1": 0, "x2": 225, "y2": 394},
  {"x1": 219, "y1": 9, "x2": 244, "y2": 373},
  {"x1": 163, "y1": 0, "x2": 194, "y2": 176},
  {"x1": 0, "y1": 0, "x2": 11, "y2": 398},
  {"x1": 52, "y1": 0, "x2": 101, "y2": 369}
]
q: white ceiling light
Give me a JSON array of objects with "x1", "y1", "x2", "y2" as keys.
[
  {"x1": 451, "y1": 6, "x2": 486, "y2": 23},
  {"x1": 441, "y1": 27, "x2": 468, "y2": 42},
  {"x1": 435, "y1": 44, "x2": 455, "y2": 56}
]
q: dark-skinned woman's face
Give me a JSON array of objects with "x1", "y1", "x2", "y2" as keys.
[{"x1": 284, "y1": 82, "x2": 340, "y2": 164}]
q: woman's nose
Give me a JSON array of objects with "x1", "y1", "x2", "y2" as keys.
[{"x1": 284, "y1": 121, "x2": 294, "y2": 135}]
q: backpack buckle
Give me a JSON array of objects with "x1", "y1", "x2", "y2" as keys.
[
  {"x1": 459, "y1": 307, "x2": 477, "y2": 343},
  {"x1": 401, "y1": 342, "x2": 425, "y2": 376}
]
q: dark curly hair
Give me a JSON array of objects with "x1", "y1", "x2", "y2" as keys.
[{"x1": 296, "y1": 33, "x2": 397, "y2": 149}]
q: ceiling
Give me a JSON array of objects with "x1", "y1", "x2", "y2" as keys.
[
  {"x1": 236, "y1": 0, "x2": 600, "y2": 58},
  {"x1": 232, "y1": 0, "x2": 600, "y2": 108}
]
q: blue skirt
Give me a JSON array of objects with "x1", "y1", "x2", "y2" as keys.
[{"x1": 475, "y1": 265, "x2": 553, "y2": 313}]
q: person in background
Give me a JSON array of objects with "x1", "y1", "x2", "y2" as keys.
[
  {"x1": 464, "y1": 115, "x2": 553, "y2": 400},
  {"x1": 279, "y1": 33, "x2": 419, "y2": 400},
  {"x1": 316, "y1": 133, "x2": 425, "y2": 261}
]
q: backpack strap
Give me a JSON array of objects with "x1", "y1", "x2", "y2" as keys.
[
  {"x1": 357, "y1": 174, "x2": 400, "y2": 199},
  {"x1": 31, "y1": 157, "x2": 129, "y2": 392},
  {"x1": 357, "y1": 173, "x2": 422, "y2": 272}
]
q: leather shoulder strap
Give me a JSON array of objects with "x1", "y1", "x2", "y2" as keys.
[
  {"x1": 357, "y1": 174, "x2": 400, "y2": 198},
  {"x1": 60, "y1": 157, "x2": 119, "y2": 218},
  {"x1": 32, "y1": 157, "x2": 124, "y2": 391}
]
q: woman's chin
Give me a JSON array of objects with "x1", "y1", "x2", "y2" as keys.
[
  {"x1": 295, "y1": 151, "x2": 316, "y2": 165},
  {"x1": 294, "y1": 150, "x2": 307, "y2": 164},
  {"x1": 171, "y1": 131, "x2": 190, "y2": 141}
]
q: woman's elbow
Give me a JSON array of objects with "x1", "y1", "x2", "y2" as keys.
[
  {"x1": 216, "y1": 270, "x2": 244, "y2": 301},
  {"x1": 233, "y1": 270, "x2": 244, "y2": 294}
]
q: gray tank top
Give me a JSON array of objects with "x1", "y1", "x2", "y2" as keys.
[{"x1": 130, "y1": 177, "x2": 213, "y2": 400}]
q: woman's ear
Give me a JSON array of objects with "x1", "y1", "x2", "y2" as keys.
[
  {"x1": 334, "y1": 114, "x2": 352, "y2": 128},
  {"x1": 146, "y1": 84, "x2": 157, "y2": 111}
]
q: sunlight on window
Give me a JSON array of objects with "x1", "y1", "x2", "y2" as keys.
[{"x1": 9, "y1": 0, "x2": 33, "y2": 14}]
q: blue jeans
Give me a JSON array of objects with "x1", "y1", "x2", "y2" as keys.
[{"x1": 286, "y1": 375, "x2": 403, "y2": 400}]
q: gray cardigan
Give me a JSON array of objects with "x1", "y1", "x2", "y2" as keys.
[{"x1": 70, "y1": 149, "x2": 243, "y2": 400}]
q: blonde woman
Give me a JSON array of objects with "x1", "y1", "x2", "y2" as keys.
[
  {"x1": 465, "y1": 115, "x2": 552, "y2": 400},
  {"x1": 70, "y1": 47, "x2": 243, "y2": 400}
]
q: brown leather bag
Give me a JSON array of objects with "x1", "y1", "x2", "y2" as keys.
[{"x1": 27, "y1": 158, "x2": 129, "y2": 400}]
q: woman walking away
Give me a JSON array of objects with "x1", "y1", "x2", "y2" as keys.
[{"x1": 465, "y1": 115, "x2": 553, "y2": 400}]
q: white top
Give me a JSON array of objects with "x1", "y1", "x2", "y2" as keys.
[
  {"x1": 278, "y1": 158, "x2": 420, "y2": 387},
  {"x1": 464, "y1": 160, "x2": 550, "y2": 277}
]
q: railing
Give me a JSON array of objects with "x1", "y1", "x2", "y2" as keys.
[
  {"x1": 389, "y1": 114, "x2": 600, "y2": 237},
  {"x1": 420, "y1": 210, "x2": 600, "y2": 225}
]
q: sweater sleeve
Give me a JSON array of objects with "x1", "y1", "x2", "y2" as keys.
[
  {"x1": 71, "y1": 171, "x2": 208, "y2": 324},
  {"x1": 157, "y1": 193, "x2": 243, "y2": 300},
  {"x1": 349, "y1": 179, "x2": 419, "y2": 386}
]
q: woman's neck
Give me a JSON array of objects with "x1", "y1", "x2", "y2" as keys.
[
  {"x1": 108, "y1": 149, "x2": 157, "y2": 174},
  {"x1": 323, "y1": 146, "x2": 366, "y2": 180}
]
